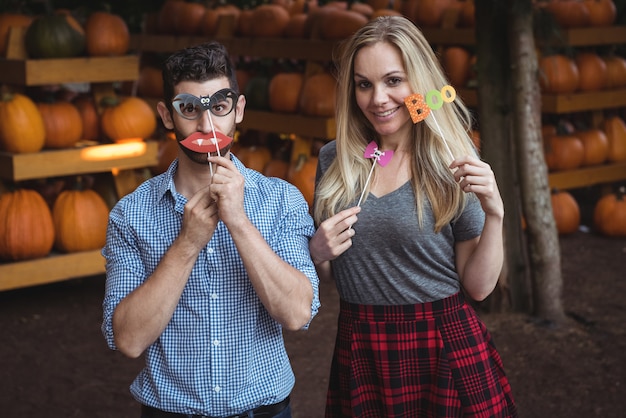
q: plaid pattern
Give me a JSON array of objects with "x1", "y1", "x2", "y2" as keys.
[{"x1": 326, "y1": 293, "x2": 517, "y2": 417}]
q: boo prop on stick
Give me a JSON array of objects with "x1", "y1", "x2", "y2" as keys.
[{"x1": 404, "y1": 85, "x2": 456, "y2": 162}]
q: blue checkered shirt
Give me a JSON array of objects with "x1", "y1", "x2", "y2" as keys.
[{"x1": 101, "y1": 156, "x2": 320, "y2": 416}]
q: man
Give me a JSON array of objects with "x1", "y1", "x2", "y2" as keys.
[{"x1": 102, "y1": 41, "x2": 319, "y2": 418}]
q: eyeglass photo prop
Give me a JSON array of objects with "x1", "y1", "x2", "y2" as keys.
[
  {"x1": 356, "y1": 85, "x2": 458, "y2": 208},
  {"x1": 175, "y1": 88, "x2": 238, "y2": 176}
]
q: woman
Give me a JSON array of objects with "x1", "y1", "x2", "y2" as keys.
[{"x1": 310, "y1": 16, "x2": 517, "y2": 417}]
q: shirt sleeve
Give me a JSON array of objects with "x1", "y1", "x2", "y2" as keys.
[{"x1": 100, "y1": 197, "x2": 147, "y2": 351}]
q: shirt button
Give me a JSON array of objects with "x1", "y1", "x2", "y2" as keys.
[
  {"x1": 211, "y1": 293, "x2": 218, "y2": 300},
  {"x1": 214, "y1": 386, "x2": 221, "y2": 393},
  {"x1": 207, "y1": 247, "x2": 214, "y2": 254},
  {"x1": 213, "y1": 339, "x2": 220, "y2": 347}
]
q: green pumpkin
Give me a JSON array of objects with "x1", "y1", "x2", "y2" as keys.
[
  {"x1": 243, "y1": 76, "x2": 271, "y2": 111},
  {"x1": 24, "y1": 14, "x2": 86, "y2": 59}
]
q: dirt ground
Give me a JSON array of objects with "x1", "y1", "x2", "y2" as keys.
[{"x1": 0, "y1": 229, "x2": 624, "y2": 418}]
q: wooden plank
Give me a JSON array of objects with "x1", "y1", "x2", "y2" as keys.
[
  {"x1": 239, "y1": 111, "x2": 336, "y2": 138},
  {"x1": 422, "y1": 28, "x2": 476, "y2": 45},
  {"x1": 550, "y1": 26, "x2": 626, "y2": 46},
  {"x1": 0, "y1": 250, "x2": 105, "y2": 292},
  {"x1": 0, "y1": 55, "x2": 139, "y2": 86},
  {"x1": 456, "y1": 88, "x2": 626, "y2": 113},
  {"x1": 129, "y1": 34, "x2": 337, "y2": 61},
  {"x1": 548, "y1": 162, "x2": 626, "y2": 190},
  {"x1": 0, "y1": 141, "x2": 158, "y2": 182},
  {"x1": 541, "y1": 89, "x2": 626, "y2": 113}
]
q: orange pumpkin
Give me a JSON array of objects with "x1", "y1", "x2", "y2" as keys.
[
  {"x1": 442, "y1": 46, "x2": 471, "y2": 88},
  {"x1": 52, "y1": 179, "x2": 110, "y2": 253},
  {"x1": 289, "y1": 0, "x2": 320, "y2": 16},
  {"x1": 551, "y1": 189, "x2": 580, "y2": 235},
  {"x1": 151, "y1": 133, "x2": 179, "y2": 175},
  {"x1": 251, "y1": 4, "x2": 291, "y2": 37},
  {"x1": 459, "y1": 0, "x2": 475, "y2": 27},
  {"x1": 299, "y1": 71, "x2": 337, "y2": 117},
  {"x1": 0, "y1": 92, "x2": 46, "y2": 153},
  {"x1": 84, "y1": 11, "x2": 130, "y2": 56},
  {"x1": 603, "y1": 55, "x2": 626, "y2": 89},
  {"x1": 544, "y1": 134, "x2": 585, "y2": 171},
  {"x1": 236, "y1": 145, "x2": 272, "y2": 172},
  {"x1": 577, "y1": 128, "x2": 609, "y2": 166},
  {"x1": 100, "y1": 96, "x2": 157, "y2": 142},
  {"x1": 38, "y1": 100, "x2": 83, "y2": 149},
  {"x1": 410, "y1": 0, "x2": 453, "y2": 27},
  {"x1": 367, "y1": 0, "x2": 403, "y2": 13},
  {"x1": 370, "y1": 9, "x2": 403, "y2": 19},
  {"x1": 269, "y1": 72, "x2": 304, "y2": 113},
  {"x1": 137, "y1": 65, "x2": 164, "y2": 98},
  {"x1": 318, "y1": 8, "x2": 367, "y2": 40},
  {"x1": 602, "y1": 115, "x2": 626, "y2": 162},
  {"x1": 157, "y1": 0, "x2": 185, "y2": 34},
  {"x1": 544, "y1": 0, "x2": 591, "y2": 28},
  {"x1": 539, "y1": 54, "x2": 580, "y2": 94},
  {"x1": 234, "y1": 8, "x2": 253, "y2": 37},
  {"x1": 575, "y1": 52, "x2": 607, "y2": 91},
  {"x1": 263, "y1": 159, "x2": 290, "y2": 180},
  {"x1": 0, "y1": 189, "x2": 55, "y2": 261},
  {"x1": 284, "y1": 13, "x2": 308, "y2": 38},
  {"x1": 199, "y1": 6, "x2": 241, "y2": 37},
  {"x1": 172, "y1": 1, "x2": 206, "y2": 35},
  {"x1": 0, "y1": 13, "x2": 33, "y2": 57},
  {"x1": 73, "y1": 94, "x2": 100, "y2": 141},
  {"x1": 593, "y1": 186, "x2": 626, "y2": 237},
  {"x1": 584, "y1": 0, "x2": 616, "y2": 26},
  {"x1": 288, "y1": 154, "x2": 318, "y2": 208}
]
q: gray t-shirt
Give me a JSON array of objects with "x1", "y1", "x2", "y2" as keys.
[{"x1": 317, "y1": 141, "x2": 485, "y2": 305}]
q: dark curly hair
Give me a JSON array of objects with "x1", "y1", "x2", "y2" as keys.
[{"x1": 162, "y1": 41, "x2": 239, "y2": 112}]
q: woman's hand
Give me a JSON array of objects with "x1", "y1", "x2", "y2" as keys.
[
  {"x1": 310, "y1": 206, "x2": 361, "y2": 266},
  {"x1": 450, "y1": 155, "x2": 504, "y2": 219}
]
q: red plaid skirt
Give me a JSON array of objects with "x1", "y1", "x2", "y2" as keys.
[{"x1": 325, "y1": 292, "x2": 518, "y2": 418}]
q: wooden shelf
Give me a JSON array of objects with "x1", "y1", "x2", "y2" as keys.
[
  {"x1": 541, "y1": 89, "x2": 626, "y2": 113},
  {"x1": 0, "y1": 250, "x2": 104, "y2": 292},
  {"x1": 457, "y1": 88, "x2": 626, "y2": 113},
  {"x1": 542, "y1": 25, "x2": 626, "y2": 46},
  {"x1": 548, "y1": 162, "x2": 626, "y2": 190},
  {"x1": 423, "y1": 26, "x2": 626, "y2": 47},
  {"x1": 0, "y1": 55, "x2": 139, "y2": 86},
  {"x1": 130, "y1": 34, "x2": 337, "y2": 61},
  {"x1": 240, "y1": 111, "x2": 336, "y2": 138},
  {"x1": 422, "y1": 28, "x2": 476, "y2": 45},
  {"x1": 0, "y1": 141, "x2": 158, "y2": 182}
]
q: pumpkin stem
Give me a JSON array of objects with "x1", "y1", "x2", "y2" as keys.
[
  {"x1": 294, "y1": 153, "x2": 307, "y2": 172},
  {"x1": 0, "y1": 90, "x2": 15, "y2": 102},
  {"x1": 71, "y1": 175, "x2": 86, "y2": 191},
  {"x1": 99, "y1": 96, "x2": 120, "y2": 108}
]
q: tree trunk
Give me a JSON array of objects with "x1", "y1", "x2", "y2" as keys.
[
  {"x1": 507, "y1": 0, "x2": 567, "y2": 324},
  {"x1": 474, "y1": 0, "x2": 531, "y2": 312}
]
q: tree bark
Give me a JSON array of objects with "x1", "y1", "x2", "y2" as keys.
[
  {"x1": 475, "y1": 0, "x2": 531, "y2": 312},
  {"x1": 507, "y1": 0, "x2": 567, "y2": 324}
]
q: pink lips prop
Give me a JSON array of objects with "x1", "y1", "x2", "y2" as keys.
[{"x1": 180, "y1": 131, "x2": 233, "y2": 154}]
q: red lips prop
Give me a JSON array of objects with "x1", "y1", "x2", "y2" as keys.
[{"x1": 179, "y1": 131, "x2": 233, "y2": 154}]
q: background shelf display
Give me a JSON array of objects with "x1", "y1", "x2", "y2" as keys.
[
  {"x1": 0, "y1": 55, "x2": 139, "y2": 86},
  {"x1": 0, "y1": 141, "x2": 158, "y2": 182}
]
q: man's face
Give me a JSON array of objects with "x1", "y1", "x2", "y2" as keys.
[{"x1": 162, "y1": 77, "x2": 245, "y2": 165}]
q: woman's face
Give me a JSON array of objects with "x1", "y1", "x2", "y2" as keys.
[
  {"x1": 162, "y1": 76, "x2": 245, "y2": 165},
  {"x1": 353, "y1": 42, "x2": 413, "y2": 141}
]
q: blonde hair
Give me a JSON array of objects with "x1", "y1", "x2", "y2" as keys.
[{"x1": 313, "y1": 16, "x2": 478, "y2": 232}]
